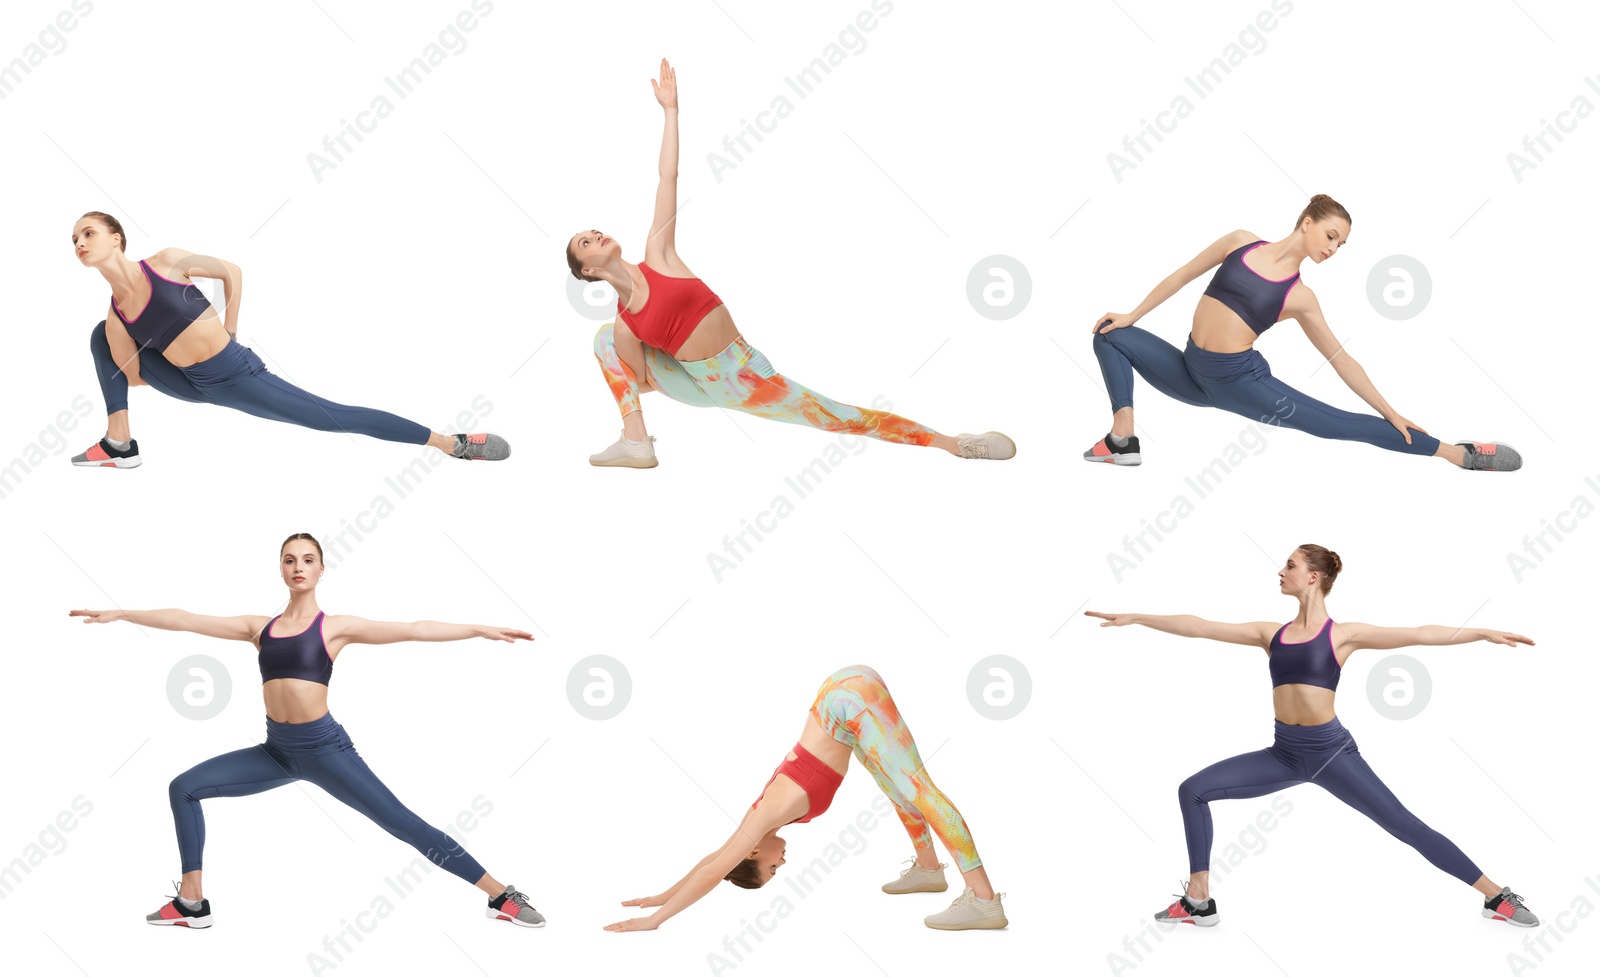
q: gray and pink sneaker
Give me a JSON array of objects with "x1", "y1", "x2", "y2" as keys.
[
  {"x1": 1483, "y1": 887, "x2": 1539, "y2": 927},
  {"x1": 72, "y1": 437, "x2": 141, "y2": 469},
  {"x1": 452, "y1": 433, "x2": 511, "y2": 461},
  {"x1": 1153, "y1": 883, "x2": 1217, "y2": 927},
  {"x1": 486, "y1": 884, "x2": 545, "y2": 928},
  {"x1": 146, "y1": 882, "x2": 211, "y2": 928}
]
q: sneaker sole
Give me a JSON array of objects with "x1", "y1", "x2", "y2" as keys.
[
  {"x1": 1083, "y1": 452, "x2": 1141, "y2": 466},
  {"x1": 883, "y1": 881, "x2": 950, "y2": 894},
  {"x1": 147, "y1": 916, "x2": 211, "y2": 928},
  {"x1": 73, "y1": 457, "x2": 141, "y2": 469},
  {"x1": 924, "y1": 916, "x2": 1008, "y2": 930},
  {"x1": 1155, "y1": 915, "x2": 1218, "y2": 927},
  {"x1": 589, "y1": 456, "x2": 659, "y2": 469},
  {"x1": 486, "y1": 908, "x2": 547, "y2": 928},
  {"x1": 1483, "y1": 909, "x2": 1538, "y2": 928}
]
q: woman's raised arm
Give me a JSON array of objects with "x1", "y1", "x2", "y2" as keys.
[
  {"x1": 70, "y1": 608, "x2": 266, "y2": 642},
  {"x1": 1339, "y1": 622, "x2": 1534, "y2": 653},
  {"x1": 644, "y1": 58, "x2": 680, "y2": 266},
  {"x1": 324, "y1": 617, "x2": 533, "y2": 647},
  {"x1": 1086, "y1": 610, "x2": 1278, "y2": 649}
]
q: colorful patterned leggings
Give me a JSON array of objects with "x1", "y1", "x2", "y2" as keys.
[
  {"x1": 810, "y1": 665, "x2": 982, "y2": 872},
  {"x1": 592, "y1": 322, "x2": 937, "y2": 447}
]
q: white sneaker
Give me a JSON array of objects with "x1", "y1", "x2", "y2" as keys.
[
  {"x1": 882, "y1": 859, "x2": 949, "y2": 894},
  {"x1": 955, "y1": 432, "x2": 1016, "y2": 460},
  {"x1": 923, "y1": 886, "x2": 1008, "y2": 930},
  {"x1": 589, "y1": 430, "x2": 658, "y2": 469}
]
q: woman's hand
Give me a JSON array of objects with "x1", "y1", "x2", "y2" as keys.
[
  {"x1": 1481, "y1": 629, "x2": 1535, "y2": 648},
  {"x1": 69, "y1": 609, "x2": 124, "y2": 624},
  {"x1": 1384, "y1": 412, "x2": 1427, "y2": 445},
  {"x1": 1093, "y1": 312, "x2": 1136, "y2": 334},
  {"x1": 604, "y1": 915, "x2": 661, "y2": 932},
  {"x1": 1084, "y1": 611, "x2": 1136, "y2": 627},
  {"x1": 620, "y1": 894, "x2": 667, "y2": 908},
  {"x1": 475, "y1": 626, "x2": 534, "y2": 643},
  {"x1": 651, "y1": 58, "x2": 677, "y2": 110}
]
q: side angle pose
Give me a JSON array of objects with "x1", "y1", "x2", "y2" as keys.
[
  {"x1": 70, "y1": 533, "x2": 544, "y2": 929},
  {"x1": 71, "y1": 212, "x2": 510, "y2": 468},
  {"x1": 604, "y1": 665, "x2": 1008, "y2": 932},
  {"x1": 1084, "y1": 195, "x2": 1518, "y2": 471},
  {"x1": 1086, "y1": 544, "x2": 1539, "y2": 929},
  {"x1": 568, "y1": 60, "x2": 1015, "y2": 468}
]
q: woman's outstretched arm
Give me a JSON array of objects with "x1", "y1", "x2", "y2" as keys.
[
  {"x1": 606, "y1": 806, "x2": 786, "y2": 932},
  {"x1": 70, "y1": 608, "x2": 266, "y2": 641},
  {"x1": 158, "y1": 248, "x2": 242, "y2": 337},
  {"x1": 1338, "y1": 622, "x2": 1534, "y2": 653},
  {"x1": 644, "y1": 58, "x2": 680, "y2": 266},
  {"x1": 1086, "y1": 610, "x2": 1278, "y2": 649},
  {"x1": 1093, "y1": 230, "x2": 1253, "y2": 333},
  {"x1": 1289, "y1": 287, "x2": 1426, "y2": 444},
  {"x1": 325, "y1": 617, "x2": 533, "y2": 646},
  {"x1": 619, "y1": 850, "x2": 722, "y2": 909}
]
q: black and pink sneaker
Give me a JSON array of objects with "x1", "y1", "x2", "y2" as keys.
[
  {"x1": 1083, "y1": 432, "x2": 1141, "y2": 466},
  {"x1": 1483, "y1": 886, "x2": 1539, "y2": 927},
  {"x1": 1153, "y1": 885, "x2": 1217, "y2": 927},
  {"x1": 146, "y1": 883, "x2": 212, "y2": 928},
  {"x1": 486, "y1": 884, "x2": 545, "y2": 928},
  {"x1": 72, "y1": 437, "x2": 141, "y2": 469}
]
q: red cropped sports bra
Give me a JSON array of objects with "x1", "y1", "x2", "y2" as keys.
[
  {"x1": 750, "y1": 743, "x2": 844, "y2": 824},
  {"x1": 616, "y1": 263, "x2": 723, "y2": 357}
]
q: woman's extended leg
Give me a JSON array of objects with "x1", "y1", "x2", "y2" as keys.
[
  {"x1": 167, "y1": 745, "x2": 298, "y2": 890},
  {"x1": 1175, "y1": 748, "x2": 1303, "y2": 900},
  {"x1": 1311, "y1": 750, "x2": 1484, "y2": 886}
]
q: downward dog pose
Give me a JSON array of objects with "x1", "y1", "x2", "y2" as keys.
[
  {"x1": 1087, "y1": 544, "x2": 1539, "y2": 929},
  {"x1": 605, "y1": 665, "x2": 1008, "y2": 932},
  {"x1": 71, "y1": 212, "x2": 509, "y2": 468},
  {"x1": 1084, "y1": 195, "x2": 1518, "y2": 471},
  {"x1": 569, "y1": 60, "x2": 1015, "y2": 468},
  {"x1": 71, "y1": 533, "x2": 544, "y2": 929}
]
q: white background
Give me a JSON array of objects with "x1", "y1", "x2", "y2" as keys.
[{"x1": 1, "y1": 1, "x2": 1596, "y2": 975}]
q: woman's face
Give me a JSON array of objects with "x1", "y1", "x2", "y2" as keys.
[
  {"x1": 568, "y1": 229, "x2": 621, "y2": 275},
  {"x1": 1301, "y1": 216, "x2": 1350, "y2": 264},
  {"x1": 1278, "y1": 549, "x2": 1318, "y2": 596},
  {"x1": 280, "y1": 543, "x2": 324, "y2": 593},
  {"x1": 746, "y1": 830, "x2": 788, "y2": 886},
  {"x1": 72, "y1": 218, "x2": 118, "y2": 265}
]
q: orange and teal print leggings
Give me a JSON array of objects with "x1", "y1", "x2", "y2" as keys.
[
  {"x1": 810, "y1": 665, "x2": 982, "y2": 872},
  {"x1": 593, "y1": 323, "x2": 937, "y2": 446}
]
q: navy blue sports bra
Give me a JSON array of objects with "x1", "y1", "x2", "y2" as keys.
[
  {"x1": 258, "y1": 612, "x2": 334, "y2": 686},
  {"x1": 1203, "y1": 241, "x2": 1300, "y2": 335},
  {"x1": 1268, "y1": 619, "x2": 1341, "y2": 691},
  {"x1": 112, "y1": 259, "x2": 213, "y2": 353}
]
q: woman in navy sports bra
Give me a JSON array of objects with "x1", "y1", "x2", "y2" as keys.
[
  {"x1": 70, "y1": 212, "x2": 509, "y2": 468},
  {"x1": 1087, "y1": 544, "x2": 1540, "y2": 929},
  {"x1": 1084, "y1": 195, "x2": 1519, "y2": 471},
  {"x1": 70, "y1": 533, "x2": 544, "y2": 929},
  {"x1": 566, "y1": 60, "x2": 1014, "y2": 468},
  {"x1": 605, "y1": 665, "x2": 1007, "y2": 932}
]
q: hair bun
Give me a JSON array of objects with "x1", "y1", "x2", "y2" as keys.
[{"x1": 1329, "y1": 551, "x2": 1343, "y2": 575}]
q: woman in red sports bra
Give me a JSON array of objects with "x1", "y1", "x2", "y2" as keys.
[
  {"x1": 604, "y1": 665, "x2": 1008, "y2": 932},
  {"x1": 567, "y1": 60, "x2": 1015, "y2": 468}
]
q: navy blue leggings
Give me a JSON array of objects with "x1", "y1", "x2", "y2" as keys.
[
  {"x1": 168, "y1": 713, "x2": 486, "y2": 884},
  {"x1": 90, "y1": 321, "x2": 430, "y2": 444},
  {"x1": 1092, "y1": 327, "x2": 1440, "y2": 456},
  {"x1": 1179, "y1": 718, "x2": 1481, "y2": 884}
]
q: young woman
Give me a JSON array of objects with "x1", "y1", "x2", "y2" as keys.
[
  {"x1": 1084, "y1": 196, "x2": 1518, "y2": 471},
  {"x1": 71, "y1": 212, "x2": 509, "y2": 468},
  {"x1": 568, "y1": 60, "x2": 1015, "y2": 468},
  {"x1": 604, "y1": 665, "x2": 1008, "y2": 932},
  {"x1": 70, "y1": 533, "x2": 544, "y2": 929},
  {"x1": 1086, "y1": 544, "x2": 1539, "y2": 928}
]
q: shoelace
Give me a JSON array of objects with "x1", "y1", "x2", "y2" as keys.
[
  {"x1": 960, "y1": 437, "x2": 989, "y2": 459},
  {"x1": 1169, "y1": 878, "x2": 1202, "y2": 908},
  {"x1": 1500, "y1": 890, "x2": 1527, "y2": 910},
  {"x1": 502, "y1": 887, "x2": 536, "y2": 912}
]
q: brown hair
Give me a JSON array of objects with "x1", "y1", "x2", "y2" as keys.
[
  {"x1": 1296, "y1": 543, "x2": 1343, "y2": 595},
  {"x1": 280, "y1": 532, "x2": 325, "y2": 563},
  {"x1": 566, "y1": 239, "x2": 598, "y2": 283},
  {"x1": 1296, "y1": 194, "x2": 1351, "y2": 230},
  {"x1": 724, "y1": 858, "x2": 764, "y2": 889},
  {"x1": 80, "y1": 211, "x2": 127, "y2": 252}
]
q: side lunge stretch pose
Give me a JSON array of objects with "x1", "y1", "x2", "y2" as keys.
[
  {"x1": 568, "y1": 60, "x2": 1015, "y2": 468},
  {"x1": 605, "y1": 665, "x2": 1008, "y2": 932},
  {"x1": 1087, "y1": 544, "x2": 1539, "y2": 928},
  {"x1": 71, "y1": 212, "x2": 509, "y2": 468},
  {"x1": 71, "y1": 533, "x2": 544, "y2": 929},
  {"x1": 1084, "y1": 195, "x2": 1518, "y2": 471}
]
